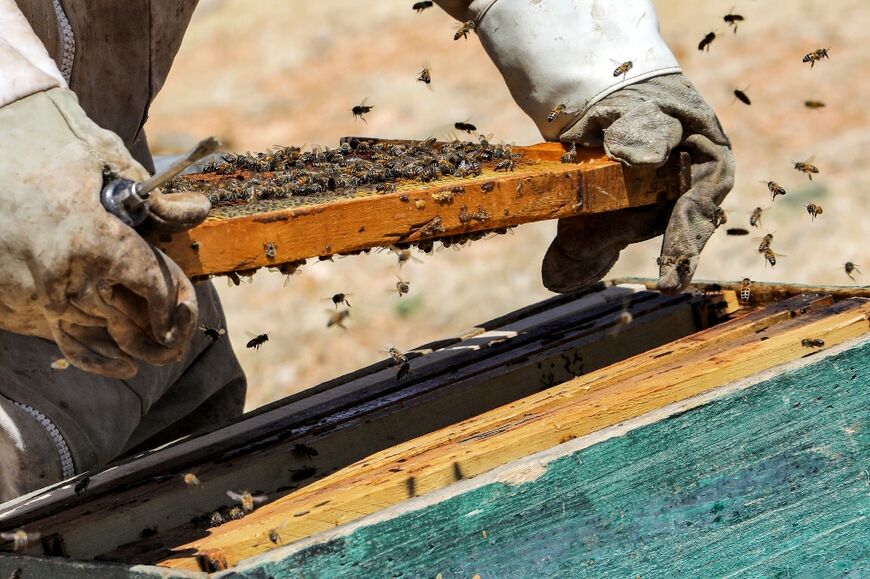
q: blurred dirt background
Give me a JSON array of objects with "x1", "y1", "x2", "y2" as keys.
[{"x1": 146, "y1": 0, "x2": 869, "y2": 410}]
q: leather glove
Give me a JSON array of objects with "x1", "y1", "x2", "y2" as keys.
[
  {"x1": 543, "y1": 73, "x2": 735, "y2": 293},
  {"x1": 0, "y1": 87, "x2": 210, "y2": 378}
]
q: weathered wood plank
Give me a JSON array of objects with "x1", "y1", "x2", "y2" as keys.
[
  {"x1": 150, "y1": 145, "x2": 688, "y2": 278},
  {"x1": 156, "y1": 296, "x2": 870, "y2": 570},
  {"x1": 232, "y1": 337, "x2": 870, "y2": 578}
]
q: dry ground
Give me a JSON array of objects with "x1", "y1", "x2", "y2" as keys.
[{"x1": 146, "y1": 0, "x2": 870, "y2": 410}]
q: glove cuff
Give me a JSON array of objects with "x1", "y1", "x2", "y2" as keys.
[{"x1": 474, "y1": 0, "x2": 681, "y2": 141}]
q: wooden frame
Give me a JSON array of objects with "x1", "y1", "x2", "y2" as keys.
[{"x1": 150, "y1": 144, "x2": 690, "y2": 278}]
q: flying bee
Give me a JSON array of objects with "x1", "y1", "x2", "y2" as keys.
[
  {"x1": 395, "y1": 275, "x2": 411, "y2": 296},
  {"x1": 389, "y1": 245, "x2": 423, "y2": 268},
  {"x1": 384, "y1": 346, "x2": 408, "y2": 366},
  {"x1": 763, "y1": 180, "x2": 787, "y2": 201},
  {"x1": 801, "y1": 338, "x2": 825, "y2": 348},
  {"x1": 750, "y1": 206, "x2": 764, "y2": 228},
  {"x1": 352, "y1": 100, "x2": 374, "y2": 123},
  {"x1": 454, "y1": 121, "x2": 477, "y2": 133},
  {"x1": 324, "y1": 293, "x2": 352, "y2": 308},
  {"x1": 723, "y1": 8, "x2": 744, "y2": 33},
  {"x1": 183, "y1": 473, "x2": 201, "y2": 488},
  {"x1": 612, "y1": 60, "x2": 633, "y2": 80},
  {"x1": 757, "y1": 233, "x2": 774, "y2": 253},
  {"x1": 417, "y1": 66, "x2": 431, "y2": 85},
  {"x1": 226, "y1": 490, "x2": 268, "y2": 514},
  {"x1": 412, "y1": 1, "x2": 433, "y2": 12},
  {"x1": 804, "y1": 100, "x2": 826, "y2": 109},
  {"x1": 494, "y1": 159, "x2": 515, "y2": 171},
  {"x1": 793, "y1": 157, "x2": 819, "y2": 180},
  {"x1": 802, "y1": 48, "x2": 830, "y2": 68},
  {"x1": 246, "y1": 333, "x2": 269, "y2": 350},
  {"x1": 739, "y1": 277, "x2": 752, "y2": 303},
  {"x1": 547, "y1": 103, "x2": 568, "y2": 123},
  {"x1": 560, "y1": 143, "x2": 578, "y2": 164},
  {"x1": 0, "y1": 529, "x2": 41, "y2": 552},
  {"x1": 762, "y1": 247, "x2": 785, "y2": 267},
  {"x1": 733, "y1": 88, "x2": 751, "y2": 105},
  {"x1": 805, "y1": 203, "x2": 823, "y2": 220},
  {"x1": 454, "y1": 20, "x2": 475, "y2": 40},
  {"x1": 698, "y1": 31, "x2": 716, "y2": 52},
  {"x1": 199, "y1": 324, "x2": 226, "y2": 343},
  {"x1": 327, "y1": 308, "x2": 350, "y2": 329},
  {"x1": 845, "y1": 262, "x2": 861, "y2": 281}
]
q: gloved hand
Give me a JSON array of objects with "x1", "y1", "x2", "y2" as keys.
[
  {"x1": 543, "y1": 73, "x2": 735, "y2": 293},
  {"x1": 0, "y1": 87, "x2": 210, "y2": 378}
]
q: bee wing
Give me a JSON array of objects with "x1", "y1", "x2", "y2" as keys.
[
  {"x1": 803, "y1": 155, "x2": 816, "y2": 164},
  {"x1": 0, "y1": 532, "x2": 14, "y2": 541},
  {"x1": 252, "y1": 494, "x2": 270, "y2": 504},
  {"x1": 226, "y1": 490, "x2": 244, "y2": 501}
]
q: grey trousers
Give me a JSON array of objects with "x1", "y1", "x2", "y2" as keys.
[{"x1": 0, "y1": 281, "x2": 246, "y2": 501}]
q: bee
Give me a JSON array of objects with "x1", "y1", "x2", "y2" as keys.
[
  {"x1": 208, "y1": 511, "x2": 225, "y2": 527},
  {"x1": 454, "y1": 20, "x2": 475, "y2": 41},
  {"x1": 417, "y1": 66, "x2": 431, "y2": 85},
  {"x1": 268, "y1": 528, "x2": 281, "y2": 545},
  {"x1": 739, "y1": 277, "x2": 752, "y2": 303},
  {"x1": 374, "y1": 183, "x2": 397, "y2": 194},
  {"x1": 750, "y1": 206, "x2": 764, "y2": 228},
  {"x1": 74, "y1": 475, "x2": 90, "y2": 495},
  {"x1": 698, "y1": 32, "x2": 716, "y2": 52},
  {"x1": 734, "y1": 89, "x2": 751, "y2": 105},
  {"x1": 656, "y1": 255, "x2": 675, "y2": 268},
  {"x1": 50, "y1": 357, "x2": 70, "y2": 370},
  {"x1": 547, "y1": 103, "x2": 568, "y2": 123},
  {"x1": 676, "y1": 255, "x2": 692, "y2": 276},
  {"x1": 324, "y1": 293, "x2": 351, "y2": 308},
  {"x1": 801, "y1": 338, "x2": 825, "y2": 348},
  {"x1": 560, "y1": 143, "x2": 578, "y2": 164},
  {"x1": 412, "y1": 1, "x2": 433, "y2": 12},
  {"x1": 246, "y1": 333, "x2": 269, "y2": 350},
  {"x1": 494, "y1": 159, "x2": 515, "y2": 172},
  {"x1": 199, "y1": 324, "x2": 226, "y2": 343},
  {"x1": 723, "y1": 9, "x2": 744, "y2": 33},
  {"x1": 385, "y1": 346, "x2": 408, "y2": 366},
  {"x1": 327, "y1": 309, "x2": 351, "y2": 329},
  {"x1": 227, "y1": 506, "x2": 246, "y2": 521},
  {"x1": 390, "y1": 245, "x2": 423, "y2": 268},
  {"x1": 762, "y1": 247, "x2": 784, "y2": 267},
  {"x1": 454, "y1": 121, "x2": 477, "y2": 133},
  {"x1": 352, "y1": 100, "x2": 374, "y2": 123},
  {"x1": 845, "y1": 262, "x2": 861, "y2": 281},
  {"x1": 183, "y1": 473, "x2": 201, "y2": 488},
  {"x1": 0, "y1": 529, "x2": 41, "y2": 552},
  {"x1": 804, "y1": 100, "x2": 826, "y2": 109},
  {"x1": 793, "y1": 157, "x2": 819, "y2": 180},
  {"x1": 612, "y1": 60, "x2": 633, "y2": 80},
  {"x1": 293, "y1": 443, "x2": 319, "y2": 459},
  {"x1": 802, "y1": 48, "x2": 830, "y2": 68},
  {"x1": 395, "y1": 275, "x2": 411, "y2": 296},
  {"x1": 714, "y1": 206, "x2": 728, "y2": 227},
  {"x1": 764, "y1": 180, "x2": 787, "y2": 201},
  {"x1": 757, "y1": 233, "x2": 774, "y2": 253},
  {"x1": 805, "y1": 203, "x2": 823, "y2": 220},
  {"x1": 226, "y1": 490, "x2": 268, "y2": 514}
]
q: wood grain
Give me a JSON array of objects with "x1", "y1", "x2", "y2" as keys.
[
  {"x1": 156, "y1": 296, "x2": 870, "y2": 571},
  {"x1": 150, "y1": 145, "x2": 688, "y2": 278}
]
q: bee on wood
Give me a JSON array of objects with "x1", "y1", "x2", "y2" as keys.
[
  {"x1": 1, "y1": 529, "x2": 41, "y2": 552},
  {"x1": 560, "y1": 143, "x2": 578, "y2": 164},
  {"x1": 227, "y1": 490, "x2": 268, "y2": 514},
  {"x1": 208, "y1": 511, "x2": 225, "y2": 527},
  {"x1": 845, "y1": 262, "x2": 861, "y2": 281},
  {"x1": 227, "y1": 506, "x2": 246, "y2": 521},
  {"x1": 613, "y1": 60, "x2": 633, "y2": 80},
  {"x1": 454, "y1": 121, "x2": 477, "y2": 133},
  {"x1": 676, "y1": 255, "x2": 692, "y2": 276},
  {"x1": 801, "y1": 338, "x2": 825, "y2": 348},
  {"x1": 764, "y1": 180, "x2": 787, "y2": 201},
  {"x1": 264, "y1": 242, "x2": 277, "y2": 260},
  {"x1": 246, "y1": 334, "x2": 269, "y2": 350},
  {"x1": 805, "y1": 203, "x2": 823, "y2": 220},
  {"x1": 739, "y1": 277, "x2": 752, "y2": 303},
  {"x1": 74, "y1": 475, "x2": 90, "y2": 495},
  {"x1": 395, "y1": 275, "x2": 411, "y2": 296},
  {"x1": 324, "y1": 293, "x2": 351, "y2": 308},
  {"x1": 454, "y1": 20, "x2": 475, "y2": 40},
  {"x1": 50, "y1": 357, "x2": 70, "y2": 370},
  {"x1": 327, "y1": 309, "x2": 350, "y2": 329},
  {"x1": 481, "y1": 182, "x2": 495, "y2": 193},
  {"x1": 417, "y1": 66, "x2": 431, "y2": 85},
  {"x1": 734, "y1": 89, "x2": 751, "y2": 105},
  {"x1": 385, "y1": 346, "x2": 408, "y2": 366},
  {"x1": 375, "y1": 183, "x2": 397, "y2": 194},
  {"x1": 352, "y1": 100, "x2": 374, "y2": 123},
  {"x1": 268, "y1": 528, "x2": 281, "y2": 545},
  {"x1": 793, "y1": 157, "x2": 819, "y2": 180},
  {"x1": 724, "y1": 9, "x2": 744, "y2": 33},
  {"x1": 804, "y1": 100, "x2": 826, "y2": 109},
  {"x1": 698, "y1": 32, "x2": 716, "y2": 52},
  {"x1": 714, "y1": 206, "x2": 728, "y2": 228},
  {"x1": 183, "y1": 473, "x2": 201, "y2": 488},
  {"x1": 494, "y1": 159, "x2": 515, "y2": 172},
  {"x1": 802, "y1": 48, "x2": 830, "y2": 68},
  {"x1": 199, "y1": 324, "x2": 226, "y2": 343},
  {"x1": 750, "y1": 206, "x2": 764, "y2": 228},
  {"x1": 548, "y1": 103, "x2": 568, "y2": 123},
  {"x1": 413, "y1": 1, "x2": 433, "y2": 12}
]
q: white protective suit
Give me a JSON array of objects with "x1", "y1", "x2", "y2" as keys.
[{"x1": 0, "y1": 0, "x2": 733, "y2": 501}]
